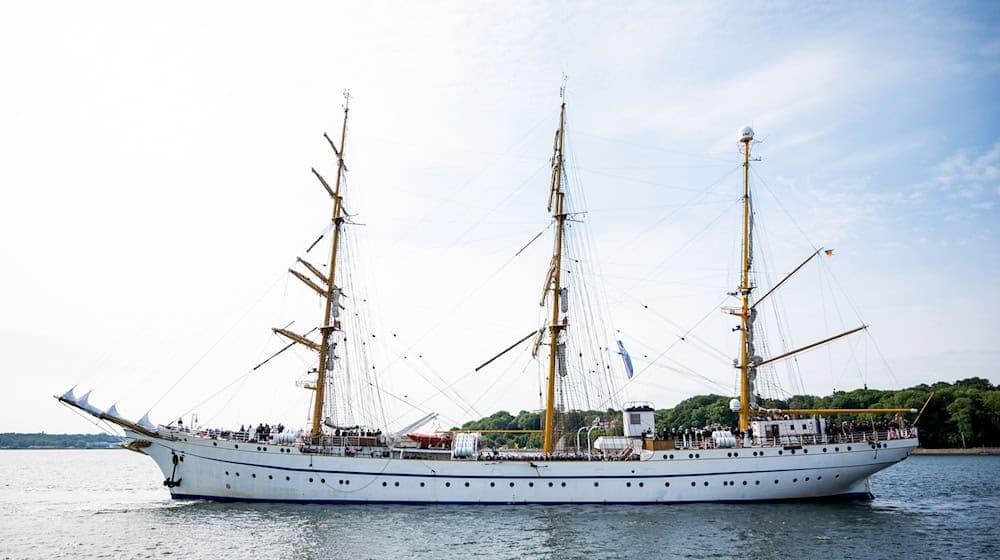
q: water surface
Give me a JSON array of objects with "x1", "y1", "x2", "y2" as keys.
[{"x1": 1, "y1": 450, "x2": 996, "y2": 559}]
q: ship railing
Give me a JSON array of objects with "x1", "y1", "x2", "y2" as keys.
[{"x1": 670, "y1": 428, "x2": 918, "y2": 450}]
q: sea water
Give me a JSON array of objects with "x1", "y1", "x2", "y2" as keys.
[{"x1": 1, "y1": 450, "x2": 997, "y2": 559}]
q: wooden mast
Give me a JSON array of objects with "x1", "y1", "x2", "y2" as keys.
[
  {"x1": 311, "y1": 91, "x2": 350, "y2": 440},
  {"x1": 738, "y1": 129, "x2": 753, "y2": 432},
  {"x1": 542, "y1": 100, "x2": 567, "y2": 454}
]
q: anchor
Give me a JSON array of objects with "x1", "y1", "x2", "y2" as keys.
[{"x1": 163, "y1": 452, "x2": 183, "y2": 488}]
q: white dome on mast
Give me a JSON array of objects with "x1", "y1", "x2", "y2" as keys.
[{"x1": 739, "y1": 125, "x2": 754, "y2": 143}]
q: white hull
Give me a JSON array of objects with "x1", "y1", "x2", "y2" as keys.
[{"x1": 126, "y1": 430, "x2": 916, "y2": 504}]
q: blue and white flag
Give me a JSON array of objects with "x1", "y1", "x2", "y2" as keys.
[{"x1": 617, "y1": 340, "x2": 634, "y2": 379}]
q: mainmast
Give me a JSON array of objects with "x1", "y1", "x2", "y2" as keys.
[
  {"x1": 737, "y1": 126, "x2": 755, "y2": 431},
  {"x1": 542, "y1": 99, "x2": 567, "y2": 454},
  {"x1": 311, "y1": 92, "x2": 351, "y2": 440}
]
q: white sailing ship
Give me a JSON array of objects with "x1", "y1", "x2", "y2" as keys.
[{"x1": 58, "y1": 92, "x2": 922, "y2": 504}]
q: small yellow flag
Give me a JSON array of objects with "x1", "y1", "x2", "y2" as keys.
[{"x1": 824, "y1": 249, "x2": 835, "y2": 256}]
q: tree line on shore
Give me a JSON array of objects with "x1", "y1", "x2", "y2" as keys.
[
  {"x1": 0, "y1": 432, "x2": 121, "y2": 449},
  {"x1": 458, "y1": 377, "x2": 1000, "y2": 449}
]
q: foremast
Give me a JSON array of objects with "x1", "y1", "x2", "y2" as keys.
[
  {"x1": 312, "y1": 93, "x2": 350, "y2": 440},
  {"x1": 542, "y1": 100, "x2": 568, "y2": 454}
]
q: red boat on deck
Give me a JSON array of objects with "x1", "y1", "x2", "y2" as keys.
[{"x1": 406, "y1": 432, "x2": 452, "y2": 449}]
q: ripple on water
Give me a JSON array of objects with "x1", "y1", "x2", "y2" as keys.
[{"x1": 1, "y1": 452, "x2": 999, "y2": 560}]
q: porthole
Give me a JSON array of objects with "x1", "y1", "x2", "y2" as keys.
[
  {"x1": 263, "y1": 447, "x2": 267, "y2": 452},
  {"x1": 835, "y1": 447, "x2": 840, "y2": 452},
  {"x1": 639, "y1": 482, "x2": 644, "y2": 488},
  {"x1": 753, "y1": 451, "x2": 758, "y2": 457},
  {"x1": 268, "y1": 475, "x2": 273, "y2": 480},
  {"x1": 626, "y1": 482, "x2": 632, "y2": 488},
  {"x1": 548, "y1": 482, "x2": 554, "y2": 487},
  {"x1": 561, "y1": 482, "x2": 566, "y2": 487},
  {"x1": 835, "y1": 474, "x2": 840, "y2": 479},
  {"x1": 213, "y1": 442, "x2": 218, "y2": 446},
  {"x1": 320, "y1": 478, "x2": 325, "y2": 483},
  {"x1": 755, "y1": 480, "x2": 760, "y2": 485},
  {"x1": 339, "y1": 480, "x2": 344, "y2": 485},
  {"x1": 803, "y1": 449, "x2": 808, "y2": 453},
  {"x1": 823, "y1": 448, "x2": 828, "y2": 452},
  {"x1": 791, "y1": 449, "x2": 796, "y2": 454},
  {"x1": 688, "y1": 454, "x2": 694, "y2": 459},
  {"x1": 234, "y1": 444, "x2": 239, "y2": 449},
  {"x1": 703, "y1": 481, "x2": 709, "y2": 486},
  {"x1": 774, "y1": 479, "x2": 779, "y2": 484},
  {"x1": 691, "y1": 481, "x2": 696, "y2": 487},
  {"x1": 529, "y1": 482, "x2": 534, "y2": 488},
  {"x1": 663, "y1": 454, "x2": 668, "y2": 459},
  {"x1": 733, "y1": 452, "x2": 738, "y2": 457},
  {"x1": 309, "y1": 478, "x2": 313, "y2": 483},
  {"x1": 723, "y1": 481, "x2": 728, "y2": 486},
  {"x1": 393, "y1": 481, "x2": 399, "y2": 487},
  {"x1": 510, "y1": 482, "x2": 516, "y2": 488},
  {"x1": 817, "y1": 476, "x2": 822, "y2": 480},
  {"x1": 593, "y1": 482, "x2": 599, "y2": 487},
  {"x1": 490, "y1": 482, "x2": 495, "y2": 487},
  {"x1": 465, "y1": 482, "x2": 471, "y2": 487},
  {"x1": 847, "y1": 446, "x2": 852, "y2": 451},
  {"x1": 665, "y1": 482, "x2": 670, "y2": 487},
  {"x1": 445, "y1": 482, "x2": 451, "y2": 488},
  {"x1": 257, "y1": 446, "x2": 261, "y2": 451},
  {"x1": 695, "y1": 453, "x2": 700, "y2": 458},
  {"x1": 382, "y1": 481, "x2": 388, "y2": 487},
  {"x1": 778, "y1": 450, "x2": 783, "y2": 455},
  {"x1": 669, "y1": 454, "x2": 674, "y2": 459},
  {"x1": 225, "y1": 471, "x2": 230, "y2": 476},
  {"x1": 345, "y1": 480, "x2": 350, "y2": 485},
  {"x1": 235, "y1": 472, "x2": 240, "y2": 477},
  {"x1": 805, "y1": 477, "x2": 810, "y2": 481},
  {"x1": 252, "y1": 473, "x2": 256, "y2": 478},
  {"x1": 793, "y1": 478, "x2": 798, "y2": 483},
  {"x1": 727, "y1": 452, "x2": 732, "y2": 458},
  {"x1": 285, "y1": 476, "x2": 290, "y2": 481},
  {"x1": 742, "y1": 480, "x2": 747, "y2": 486}
]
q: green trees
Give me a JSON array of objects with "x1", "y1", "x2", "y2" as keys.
[{"x1": 452, "y1": 378, "x2": 999, "y2": 449}]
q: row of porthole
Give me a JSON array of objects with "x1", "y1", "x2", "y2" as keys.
[
  {"x1": 718, "y1": 475, "x2": 832, "y2": 487},
  {"x1": 664, "y1": 446, "x2": 863, "y2": 460},
  {"x1": 221, "y1": 472, "x2": 842, "y2": 488}
]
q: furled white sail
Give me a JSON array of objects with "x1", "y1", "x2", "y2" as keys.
[{"x1": 76, "y1": 391, "x2": 102, "y2": 415}]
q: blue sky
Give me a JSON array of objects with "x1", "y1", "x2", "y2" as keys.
[{"x1": 1, "y1": 1, "x2": 997, "y2": 433}]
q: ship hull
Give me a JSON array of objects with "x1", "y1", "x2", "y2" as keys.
[{"x1": 126, "y1": 429, "x2": 915, "y2": 504}]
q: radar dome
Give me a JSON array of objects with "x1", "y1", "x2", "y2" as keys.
[
  {"x1": 729, "y1": 398, "x2": 741, "y2": 412},
  {"x1": 739, "y1": 126, "x2": 754, "y2": 142}
]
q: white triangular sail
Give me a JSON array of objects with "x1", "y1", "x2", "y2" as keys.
[
  {"x1": 105, "y1": 403, "x2": 122, "y2": 419},
  {"x1": 137, "y1": 412, "x2": 155, "y2": 430}
]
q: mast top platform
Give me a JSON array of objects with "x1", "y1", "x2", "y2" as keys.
[{"x1": 739, "y1": 125, "x2": 755, "y2": 143}]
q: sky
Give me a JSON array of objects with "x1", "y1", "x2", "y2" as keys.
[{"x1": 2, "y1": 1, "x2": 998, "y2": 434}]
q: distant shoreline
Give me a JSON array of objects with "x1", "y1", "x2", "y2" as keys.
[{"x1": 914, "y1": 447, "x2": 1000, "y2": 455}]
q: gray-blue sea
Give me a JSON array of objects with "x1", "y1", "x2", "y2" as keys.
[{"x1": 1, "y1": 450, "x2": 997, "y2": 559}]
